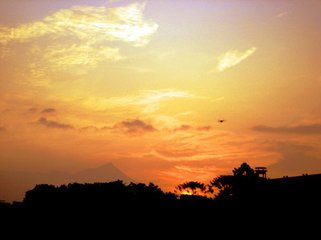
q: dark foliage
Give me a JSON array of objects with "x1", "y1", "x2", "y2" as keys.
[
  {"x1": 1, "y1": 163, "x2": 321, "y2": 237},
  {"x1": 175, "y1": 181, "x2": 207, "y2": 195}
]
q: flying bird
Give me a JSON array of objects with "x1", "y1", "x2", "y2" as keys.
[{"x1": 218, "y1": 119, "x2": 226, "y2": 123}]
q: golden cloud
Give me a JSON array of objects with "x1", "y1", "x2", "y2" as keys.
[
  {"x1": 0, "y1": 3, "x2": 158, "y2": 46},
  {"x1": 0, "y1": 3, "x2": 158, "y2": 76},
  {"x1": 43, "y1": 44, "x2": 123, "y2": 70},
  {"x1": 82, "y1": 89, "x2": 197, "y2": 113},
  {"x1": 216, "y1": 47, "x2": 257, "y2": 72}
]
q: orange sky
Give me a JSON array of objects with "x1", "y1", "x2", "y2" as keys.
[{"x1": 1, "y1": 0, "x2": 321, "y2": 197}]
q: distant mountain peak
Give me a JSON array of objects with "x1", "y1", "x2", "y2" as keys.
[
  {"x1": 72, "y1": 163, "x2": 134, "y2": 184},
  {"x1": 0, "y1": 163, "x2": 134, "y2": 202}
]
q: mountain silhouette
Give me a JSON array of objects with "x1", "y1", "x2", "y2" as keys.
[
  {"x1": 71, "y1": 163, "x2": 134, "y2": 184},
  {"x1": 0, "y1": 163, "x2": 134, "y2": 202}
]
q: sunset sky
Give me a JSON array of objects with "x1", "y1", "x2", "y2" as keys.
[{"x1": 1, "y1": 0, "x2": 321, "y2": 196}]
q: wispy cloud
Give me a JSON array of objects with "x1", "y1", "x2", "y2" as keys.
[
  {"x1": 111, "y1": 65, "x2": 152, "y2": 73},
  {"x1": 0, "y1": 3, "x2": 158, "y2": 46},
  {"x1": 41, "y1": 44, "x2": 123, "y2": 70},
  {"x1": 41, "y1": 108, "x2": 56, "y2": 114},
  {"x1": 212, "y1": 97, "x2": 225, "y2": 102},
  {"x1": 134, "y1": 90, "x2": 196, "y2": 113},
  {"x1": 174, "y1": 124, "x2": 192, "y2": 132},
  {"x1": 150, "y1": 127, "x2": 278, "y2": 170},
  {"x1": 216, "y1": 47, "x2": 257, "y2": 72},
  {"x1": 28, "y1": 107, "x2": 38, "y2": 113},
  {"x1": 37, "y1": 117, "x2": 73, "y2": 129},
  {"x1": 252, "y1": 124, "x2": 321, "y2": 135},
  {"x1": 83, "y1": 89, "x2": 197, "y2": 113},
  {"x1": 277, "y1": 11, "x2": 288, "y2": 18},
  {"x1": 107, "y1": 0, "x2": 124, "y2": 4},
  {"x1": 268, "y1": 141, "x2": 321, "y2": 176},
  {"x1": 0, "y1": 3, "x2": 158, "y2": 74},
  {"x1": 197, "y1": 126, "x2": 212, "y2": 131},
  {"x1": 79, "y1": 125, "x2": 100, "y2": 132},
  {"x1": 114, "y1": 119, "x2": 156, "y2": 135},
  {"x1": 173, "y1": 125, "x2": 212, "y2": 132}
]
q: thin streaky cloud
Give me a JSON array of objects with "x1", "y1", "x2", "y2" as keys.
[
  {"x1": 0, "y1": 3, "x2": 158, "y2": 74},
  {"x1": 174, "y1": 124, "x2": 192, "y2": 132},
  {"x1": 37, "y1": 117, "x2": 73, "y2": 129},
  {"x1": 0, "y1": 3, "x2": 158, "y2": 46},
  {"x1": 42, "y1": 44, "x2": 123, "y2": 70},
  {"x1": 197, "y1": 126, "x2": 212, "y2": 131},
  {"x1": 41, "y1": 108, "x2": 56, "y2": 113},
  {"x1": 111, "y1": 65, "x2": 152, "y2": 73},
  {"x1": 277, "y1": 11, "x2": 288, "y2": 18},
  {"x1": 216, "y1": 47, "x2": 257, "y2": 72},
  {"x1": 252, "y1": 124, "x2": 321, "y2": 135},
  {"x1": 28, "y1": 107, "x2": 38, "y2": 113},
  {"x1": 82, "y1": 89, "x2": 197, "y2": 113}
]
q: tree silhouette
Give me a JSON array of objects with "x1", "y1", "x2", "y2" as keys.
[
  {"x1": 3, "y1": 163, "x2": 321, "y2": 237},
  {"x1": 210, "y1": 162, "x2": 259, "y2": 200},
  {"x1": 175, "y1": 181, "x2": 206, "y2": 196},
  {"x1": 210, "y1": 175, "x2": 234, "y2": 200},
  {"x1": 232, "y1": 162, "x2": 255, "y2": 177}
]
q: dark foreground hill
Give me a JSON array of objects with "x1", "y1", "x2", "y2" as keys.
[{"x1": 0, "y1": 163, "x2": 133, "y2": 202}]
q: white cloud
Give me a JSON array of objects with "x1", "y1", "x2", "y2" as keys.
[
  {"x1": 0, "y1": 3, "x2": 158, "y2": 76},
  {"x1": 216, "y1": 47, "x2": 257, "y2": 72},
  {"x1": 129, "y1": 89, "x2": 197, "y2": 113},
  {"x1": 43, "y1": 44, "x2": 123, "y2": 69},
  {"x1": 82, "y1": 89, "x2": 197, "y2": 113},
  {"x1": 0, "y1": 3, "x2": 158, "y2": 46}
]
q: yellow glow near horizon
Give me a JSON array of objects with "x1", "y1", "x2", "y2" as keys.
[{"x1": 181, "y1": 190, "x2": 192, "y2": 196}]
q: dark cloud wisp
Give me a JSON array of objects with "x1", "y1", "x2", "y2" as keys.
[
  {"x1": 115, "y1": 119, "x2": 156, "y2": 135},
  {"x1": 28, "y1": 107, "x2": 38, "y2": 113},
  {"x1": 174, "y1": 124, "x2": 192, "y2": 132},
  {"x1": 252, "y1": 124, "x2": 321, "y2": 135},
  {"x1": 197, "y1": 126, "x2": 212, "y2": 131},
  {"x1": 37, "y1": 117, "x2": 73, "y2": 129},
  {"x1": 173, "y1": 125, "x2": 212, "y2": 132},
  {"x1": 41, "y1": 108, "x2": 56, "y2": 113}
]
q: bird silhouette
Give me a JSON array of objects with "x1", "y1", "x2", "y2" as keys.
[{"x1": 218, "y1": 119, "x2": 226, "y2": 123}]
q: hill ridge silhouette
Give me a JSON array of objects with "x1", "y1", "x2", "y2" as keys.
[
  {"x1": 0, "y1": 162, "x2": 134, "y2": 202},
  {"x1": 1, "y1": 162, "x2": 320, "y2": 237}
]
